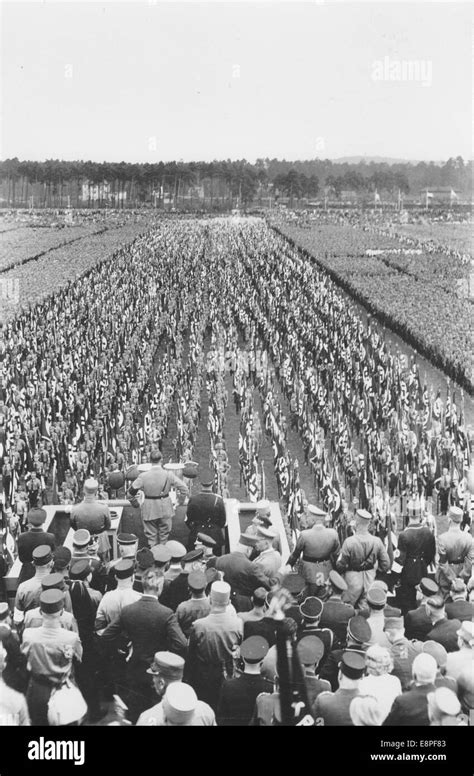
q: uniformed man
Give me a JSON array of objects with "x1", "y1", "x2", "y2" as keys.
[
  {"x1": 436, "y1": 506, "x2": 474, "y2": 598},
  {"x1": 383, "y1": 653, "x2": 437, "y2": 726},
  {"x1": 296, "y1": 635, "x2": 331, "y2": 707},
  {"x1": 396, "y1": 501, "x2": 437, "y2": 615},
  {"x1": 195, "y1": 533, "x2": 218, "y2": 568},
  {"x1": 185, "y1": 471, "x2": 226, "y2": 555},
  {"x1": 445, "y1": 579, "x2": 473, "y2": 621},
  {"x1": 287, "y1": 505, "x2": 340, "y2": 595},
  {"x1": 14, "y1": 545, "x2": 54, "y2": 627},
  {"x1": 128, "y1": 449, "x2": 188, "y2": 548},
  {"x1": 425, "y1": 596, "x2": 462, "y2": 652},
  {"x1": 105, "y1": 533, "x2": 139, "y2": 590},
  {"x1": 70, "y1": 478, "x2": 112, "y2": 559},
  {"x1": 252, "y1": 526, "x2": 282, "y2": 581},
  {"x1": 164, "y1": 541, "x2": 187, "y2": 582},
  {"x1": 154, "y1": 681, "x2": 216, "y2": 726},
  {"x1": 21, "y1": 589, "x2": 83, "y2": 725},
  {"x1": 160, "y1": 548, "x2": 204, "y2": 612},
  {"x1": 136, "y1": 651, "x2": 186, "y2": 725},
  {"x1": 176, "y1": 570, "x2": 211, "y2": 637},
  {"x1": 313, "y1": 651, "x2": 366, "y2": 726},
  {"x1": 383, "y1": 616, "x2": 424, "y2": 690},
  {"x1": 71, "y1": 528, "x2": 107, "y2": 594},
  {"x1": 365, "y1": 587, "x2": 391, "y2": 648},
  {"x1": 237, "y1": 588, "x2": 267, "y2": 625},
  {"x1": 94, "y1": 559, "x2": 141, "y2": 634},
  {"x1": 319, "y1": 570, "x2": 355, "y2": 648},
  {"x1": 215, "y1": 536, "x2": 271, "y2": 611},
  {"x1": 336, "y1": 509, "x2": 390, "y2": 607},
  {"x1": 23, "y1": 573, "x2": 76, "y2": 630},
  {"x1": 298, "y1": 597, "x2": 333, "y2": 661},
  {"x1": 319, "y1": 615, "x2": 371, "y2": 691},
  {"x1": 216, "y1": 635, "x2": 270, "y2": 726},
  {"x1": 445, "y1": 621, "x2": 473, "y2": 683},
  {"x1": 404, "y1": 577, "x2": 440, "y2": 641},
  {"x1": 17, "y1": 507, "x2": 55, "y2": 585},
  {"x1": 133, "y1": 548, "x2": 155, "y2": 593}
]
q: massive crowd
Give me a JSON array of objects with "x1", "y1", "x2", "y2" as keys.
[{"x1": 0, "y1": 217, "x2": 473, "y2": 726}]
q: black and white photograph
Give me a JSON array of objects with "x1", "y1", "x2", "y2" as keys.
[{"x1": 0, "y1": 0, "x2": 472, "y2": 765}]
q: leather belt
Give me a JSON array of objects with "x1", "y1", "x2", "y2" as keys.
[
  {"x1": 302, "y1": 555, "x2": 330, "y2": 563},
  {"x1": 449, "y1": 558, "x2": 464, "y2": 565},
  {"x1": 144, "y1": 494, "x2": 169, "y2": 500}
]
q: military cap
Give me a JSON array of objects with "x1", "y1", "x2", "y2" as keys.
[
  {"x1": 339, "y1": 651, "x2": 366, "y2": 679},
  {"x1": 210, "y1": 581, "x2": 231, "y2": 607},
  {"x1": 165, "y1": 541, "x2": 187, "y2": 561},
  {"x1": 256, "y1": 525, "x2": 278, "y2": 540},
  {"x1": 255, "y1": 514, "x2": 273, "y2": 528},
  {"x1": 367, "y1": 587, "x2": 387, "y2": 608},
  {"x1": 307, "y1": 505, "x2": 326, "y2": 516},
  {"x1": 114, "y1": 559, "x2": 135, "y2": 579},
  {"x1": 406, "y1": 500, "x2": 422, "y2": 519},
  {"x1": 53, "y1": 546, "x2": 71, "y2": 570},
  {"x1": 422, "y1": 640, "x2": 447, "y2": 668},
  {"x1": 196, "y1": 533, "x2": 216, "y2": 548},
  {"x1": 28, "y1": 507, "x2": 47, "y2": 526},
  {"x1": 430, "y1": 687, "x2": 461, "y2": 717},
  {"x1": 41, "y1": 573, "x2": 66, "y2": 591},
  {"x1": 426, "y1": 595, "x2": 445, "y2": 610},
  {"x1": 256, "y1": 499, "x2": 271, "y2": 516},
  {"x1": 117, "y1": 533, "x2": 138, "y2": 545},
  {"x1": 328, "y1": 570, "x2": 347, "y2": 592},
  {"x1": 347, "y1": 615, "x2": 371, "y2": 644},
  {"x1": 73, "y1": 529, "x2": 91, "y2": 547},
  {"x1": 448, "y1": 506, "x2": 463, "y2": 523},
  {"x1": 40, "y1": 589, "x2": 64, "y2": 614},
  {"x1": 239, "y1": 533, "x2": 258, "y2": 547},
  {"x1": 84, "y1": 478, "x2": 99, "y2": 493},
  {"x1": 136, "y1": 548, "x2": 154, "y2": 570},
  {"x1": 69, "y1": 559, "x2": 91, "y2": 580},
  {"x1": 369, "y1": 580, "x2": 388, "y2": 592},
  {"x1": 356, "y1": 509, "x2": 372, "y2": 521},
  {"x1": 419, "y1": 578, "x2": 439, "y2": 597},
  {"x1": 32, "y1": 545, "x2": 53, "y2": 565},
  {"x1": 383, "y1": 616, "x2": 404, "y2": 631},
  {"x1": 299, "y1": 596, "x2": 323, "y2": 620},
  {"x1": 451, "y1": 578, "x2": 466, "y2": 594},
  {"x1": 199, "y1": 471, "x2": 215, "y2": 487},
  {"x1": 147, "y1": 651, "x2": 185, "y2": 677},
  {"x1": 297, "y1": 636, "x2": 324, "y2": 666},
  {"x1": 281, "y1": 573, "x2": 306, "y2": 595},
  {"x1": 240, "y1": 636, "x2": 269, "y2": 663},
  {"x1": 182, "y1": 548, "x2": 204, "y2": 563},
  {"x1": 188, "y1": 570, "x2": 207, "y2": 592},
  {"x1": 0, "y1": 602, "x2": 10, "y2": 620},
  {"x1": 151, "y1": 545, "x2": 172, "y2": 565},
  {"x1": 162, "y1": 682, "x2": 198, "y2": 725}
]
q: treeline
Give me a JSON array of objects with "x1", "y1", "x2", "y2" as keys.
[{"x1": 0, "y1": 156, "x2": 470, "y2": 209}]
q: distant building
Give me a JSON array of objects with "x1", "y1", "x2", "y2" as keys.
[
  {"x1": 419, "y1": 187, "x2": 460, "y2": 203},
  {"x1": 81, "y1": 181, "x2": 126, "y2": 202}
]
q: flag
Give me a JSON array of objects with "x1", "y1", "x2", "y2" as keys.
[
  {"x1": 374, "y1": 190, "x2": 381, "y2": 204},
  {"x1": 450, "y1": 189, "x2": 458, "y2": 201}
]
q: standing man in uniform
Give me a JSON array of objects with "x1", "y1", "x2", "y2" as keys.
[
  {"x1": 287, "y1": 505, "x2": 340, "y2": 597},
  {"x1": 404, "y1": 577, "x2": 440, "y2": 641},
  {"x1": 185, "y1": 471, "x2": 226, "y2": 555},
  {"x1": 319, "y1": 570, "x2": 355, "y2": 648},
  {"x1": 336, "y1": 509, "x2": 390, "y2": 607},
  {"x1": 436, "y1": 506, "x2": 473, "y2": 598},
  {"x1": 71, "y1": 478, "x2": 111, "y2": 560},
  {"x1": 17, "y1": 507, "x2": 55, "y2": 585},
  {"x1": 128, "y1": 450, "x2": 188, "y2": 548},
  {"x1": 397, "y1": 502, "x2": 436, "y2": 616},
  {"x1": 14, "y1": 546, "x2": 54, "y2": 628}
]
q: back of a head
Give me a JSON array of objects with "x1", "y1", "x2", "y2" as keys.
[
  {"x1": 150, "y1": 450, "x2": 163, "y2": 464},
  {"x1": 252, "y1": 587, "x2": 267, "y2": 608},
  {"x1": 142, "y1": 567, "x2": 164, "y2": 597},
  {"x1": 412, "y1": 653, "x2": 437, "y2": 685},
  {"x1": 365, "y1": 645, "x2": 393, "y2": 676}
]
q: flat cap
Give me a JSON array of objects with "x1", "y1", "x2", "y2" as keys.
[
  {"x1": 28, "y1": 507, "x2": 47, "y2": 526},
  {"x1": 239, "y1": 533, "x2": 258, "y2": 547},
  {"x1": 256, "y1": 525, "x2": 278, "y2": 540},
  {"x1": 299, "y1": 596, "x2": 323, "y2": 620},
  {"x1": 240, "y1": 636, "x2": 269, "y2": 663},
  {"x1": 419, "y1": 578, "x2": 439, "y2": 597},
  {"x1": 117, "y1": 533, "x2": 138, "y2": 545},
  {"x1": 41, "y1": 573, "x2": 66, "y2": 591},
  {"x1": 367, "y1": 587, "x2": 387, "y2": 608},
  {"x1": 151, "y1": 545, "x2": 172, "y2": 565},
  {"x1": 426, "y1": 595, "x2": 445, "y2": 610},
  {"x1": 297, "y1": 636, "x2": 324, "y2": 666},
  {"x1": 448, "y1": 506, "x2": 463, "y2": 523},
  {"x1": 356, "y1": 509, "x2": 372, "y2": 521},
  {"x1": 308, "y1": 505, "x2": 326, "y2": 516},
  {"x1": 196, "y1": 533, "x2": 216, "y2": 548},
  {"x1": 69, "y1": 559, "x2": 91, "y2": 580},
  {"x1": 136, "y1": 548, "x2": 154, "y2": 570},
  {"x1": 147, "y1": 651, "x2": 185, "y2": 677},
  {"x1": 52, "y1": 546, "x2": 71, "y2": 570},
  {"x1": 40, "y1": 589, "x2": 64, "y2": 614},
  {"x1": 328, "y1": 570, "x2": 347, "y2": 592},
  {"x1": 32, "y1": 545, "x2": 53, "y2": 565},
  {"x1": 114, "y1": 559, "x2": 135, "y2": 579},
  {"x1": 73, "y1": 529, "x2": 91, "y2": 547},
  {"x1": 281, "y1": 573, "x2": 306, "y2": 595},
  {"x1": 347, "y1": 615, "x2": 371, "y2": 644},
  {"x1": 165, "y1": 541, "x2": 187, "y2": 561},
  {"x1": 340, "y1": 651, "x2": 366, "y2": 679},
  {"x1": 188, "y1": 571, "x2": 207, "y2": 591},
  {"x1": 182, "y1": 548, "x2": 204, "y2": 563}
]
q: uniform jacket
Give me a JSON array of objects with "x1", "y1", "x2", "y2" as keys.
[
  {"x1": 426, "y1": 618, "x2": 462, "y2": 652},
  {"x1": 404, "y1": 604, "x2": 433, "y2": 641},
  {"x1": 186, "y1": 491, "x2": 226, "y2": 547},
  {"x1": 176, "y1": 597, "x2": 211, "y2": 638},
  {"x1": 388, "y1": 636, "x2": 423, "y2": 690},
  {"x1": 22, "y1": 623, "x2": 83, "y2": 682},
  {"x1": 318, "y1": 645, "x2": 367, "y2": 692},
  {"x1": 320, "y1": 598, "x2": 355, "y2": 648},
  {"x1": 71, "y1": 498, "x2": 111, "y2": 534},
  {"x1": 252, "y1": 549, "x2": 282, "y2": 580},
  {"x1": 383, "y1": 683, "x2": 435, "y2": 726},
  {"x1": 18, "y1": 528, "x2": 56, "y2": 564},
  {"x1": 24, "y1": 607, "x2": 77, "y2": 632},
  {"x1": 288, "y1": 525, "x2": 340, "y2": 566},
  {"x1": 0, "y1": 624, "x2": 28, "y2": 693},
  {"x1": 160, "y1": 572, "x2": 192, "y2": 612},
  {"x1": 336, "y1": 533, "x2": 390, "y2": 574},
  {"x1": 101, "y1": 595, "x2": 187, "y2": 671},
  {"x1": 186, "y1": 611, "x2": 243, "y2": 682},
  {"x1": 131, "y1": 465, "x2": 188, "y2": 522},
  {"x1": 313, "y1": 687, "x2": 360, "y2": 726},
  {"x1": 94, "y1": 585, "x2": 141, "y2": 632},
  {"x1": 217, "y1": 673, "x2": 270, "y2": 726},
  {"x1": 215, "y1": 552, "x2": 271, "y2": 596},
  {"x1": 445, "y1": 600, "x2": 473, "y2": 622},
  {"x1": 397, "y1": 525, "x2": 436, "y2": 585},
  {"x1": 438, "y1": 528, "x2": 473, "y2": 580}
]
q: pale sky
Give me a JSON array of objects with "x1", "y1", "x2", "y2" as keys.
[{"x1": 1, "y1": 1, "x2": 472, "y2": 163}]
